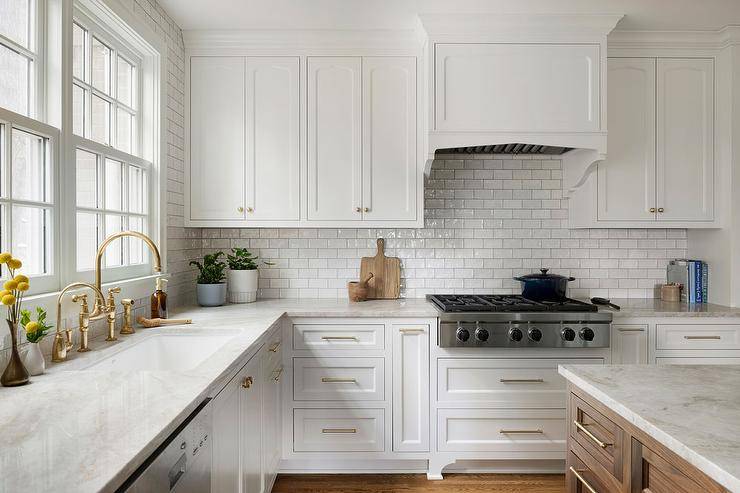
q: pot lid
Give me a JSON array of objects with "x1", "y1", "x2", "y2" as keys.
[{"x1": 515, "y1": 268, "x2": 575, "y2": 281}]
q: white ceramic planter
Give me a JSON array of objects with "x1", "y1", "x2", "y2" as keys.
[
  {"x1": 227, "y1": 269, "x2": 258, "y2": 303},
  {"x1": 196, "y1": 283, "x2": 227, "y2": 307},
  {"x1": 23, "y1": 343, "x2": 45, "y2": 376}
]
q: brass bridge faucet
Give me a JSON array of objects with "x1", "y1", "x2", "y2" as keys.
[{"x1": 52, "y1": 232, "x2": 162, "y2": 363}]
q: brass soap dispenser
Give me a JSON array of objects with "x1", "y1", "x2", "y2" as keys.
[{"x1": 150, "y1": 277, "x2": 168, "y2": 319}]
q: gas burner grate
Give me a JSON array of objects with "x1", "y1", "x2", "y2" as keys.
[{"x1": 427, "y1": 294, "x2": 598, "y2": 313}]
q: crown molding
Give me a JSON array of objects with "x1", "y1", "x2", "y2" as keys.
[
  {"x1": 608, "y1": 26, "x2": 740, "y2": 51},
  {"x1": 184, "y1": 28, "x2": 420, "y2": 53}
]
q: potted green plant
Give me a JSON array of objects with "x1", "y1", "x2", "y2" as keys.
[
  {"x1": 21, "y1": 307, "x2": 52, "y2": 376},
  {"x1": 190, "y1": 252, "x2": 227, "y2": 306},
  {"x1": 226, "y1": 248, "x2": 272, "y2": 303}
]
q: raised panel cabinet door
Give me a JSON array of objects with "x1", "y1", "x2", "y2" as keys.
[
  {"x1": 190, "y1": 57, "x2": 246, "y2": 221},
  {"x1": 362, "y1": 57, "x2": 417, "y2": 221},
  {"x1": 656, "y1": 58, "x2": 714, "y2": 222},
  {"x1": 307, "y1": 57, "x2": 362, "y2": 221},
  {"x1": 612, "y1": 325, "x2": 648, "y2": 364},
  {"x1": 598, "y1": 58, "x2": 657, "y2": 222},
  {"x1": 211, "y1": 371, "x2": 242, "y2": 493},
  {"x1": 434, "y1": 43, "x2": 600, "y2": 132},
  {"x1": 240, "y1": 355, "x2": 263, "y2": 493},
  {"x1": 392, "y1": 324, "x2": 429, "y2": 452},
  {"x1": 245, "y1": 57, "x2": 300, "y2": 221}
]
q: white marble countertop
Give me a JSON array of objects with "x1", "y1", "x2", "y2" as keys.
[
  {"x1": 0, "y1": 299, "x2": 436, "y2": 493},
  {"x1": 559, "y1": 364, "x2": 740, "y2": 492},
  {"x1": 594, "y1": 298, "x2": 740, "y2": 318}
]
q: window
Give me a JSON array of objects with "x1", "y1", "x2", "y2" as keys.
[{"x1": 0, "y1": 0, "x2": 38, "y2": 117}]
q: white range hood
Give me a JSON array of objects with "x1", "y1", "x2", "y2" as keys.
[{"x1": 417, "y1": 13, "x2": 623, "y2": 186}]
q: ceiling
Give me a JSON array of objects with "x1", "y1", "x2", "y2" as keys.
[{"x1": 158, "y1": 0, "x2": 740, "y2": 32}]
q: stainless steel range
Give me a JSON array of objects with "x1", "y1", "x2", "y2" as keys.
[{"x1": 427, "y1": 295, "x2": 612, "y2": 348}]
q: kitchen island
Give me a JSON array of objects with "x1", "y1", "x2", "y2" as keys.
[{"x1": 559, "y1": 364, "x2": 740, "y2": 492}]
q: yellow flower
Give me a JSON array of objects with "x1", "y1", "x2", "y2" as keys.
[
  {"x1": 14, "y1": 275, "x2": 28, "y2": 283},
  {"x1": 17, "y1": 282, "x2": 29, "y2": 292},
  {"x1": 0, "y1": 290, "x2": 8, "y2": 299},
  {"x1": 25, "y1": 321, "x2": 39, "y2": 333},
  {"x1": 3, "y1": 280, "x2": 18, "y2": 291},
  {"x1": 0, "y1": 253, "x2": 11, "y2": 264},
  {"x1": 7, "y1": 258, "x2": 22, "y2": 270},
  {"x1": 1, "y1": 294, "x2": 16, "y2": 306}
]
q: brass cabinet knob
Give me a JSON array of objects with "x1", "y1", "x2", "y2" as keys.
[
  {"x1": 649, "y1": 208, "x2": 656, "y2": 213},
  {"x1": 246, "y1": 207, "x2": 253, "y2": 213},
  {"x1": 242, "y1": 376, "x2": 253, "y2": 389},
  {"x1": 355, "y1": 207, "x2": 361, "y2": 213},
  {"x1": 658, "y1": 207, "x2": 664, "y2": 213},
  {"x1": 237, "y1": 206, "x2": 244, "y2": 213},
  {"x1": 363, "y1": 207, "x2": 370, "y2": 213}
]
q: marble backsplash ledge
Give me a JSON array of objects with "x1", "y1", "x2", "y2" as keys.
[{"x1": 200, "y1": 154, "x2": 687, "y2": 299}]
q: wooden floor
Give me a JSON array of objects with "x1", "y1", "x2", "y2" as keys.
[{"x1": 272, "y1": 474, "x2": 566, "y2": 493}]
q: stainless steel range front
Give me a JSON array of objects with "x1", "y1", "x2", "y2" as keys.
[{"x1": 427, "y1": 295, "x2": 612, "y2": 349}]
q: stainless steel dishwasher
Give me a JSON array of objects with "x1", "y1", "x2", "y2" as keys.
[{"x1": 120, "y1": 399, "x2": 212, "y2": 492}]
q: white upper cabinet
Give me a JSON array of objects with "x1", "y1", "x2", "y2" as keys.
[
  {"x1": 189, "y1": 57, "x2": 246, "y2": 222},
  {"x1": 434, "y1": 44, "x2": 600, "y2": 132},
  {"x1": 246, "y1": 57, "x2": 300, "y2": 222},
  {"x1": 307, "y1": 57, "x2": 363, "y2": 222},
  {"x1": 362, "y1": 57, "x2": 417, "y2": 221},
  {"x1": 597, "y1": 58, "x2": 656, "y2": 222},
  {"x1": 656, "y1": 58, "x2": 714, "y2": 222}
]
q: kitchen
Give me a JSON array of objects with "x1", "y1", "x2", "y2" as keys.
[{"x1": 1, "y1": 0, "x2": 740, "y2": 492}]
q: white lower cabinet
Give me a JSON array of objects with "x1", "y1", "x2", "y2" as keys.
[
  {"x1": 212, "y1": 326, "x2": 281, "y2": 493},
  {"x1": 293, "y1": 408, "x2": 385, "y2": 452},
  {"x1": 611, "y1": 325, "x2": 648, "y2": 364},
  {"x1": 392, "y1": 324, "x2": 429, "y2": 452}
]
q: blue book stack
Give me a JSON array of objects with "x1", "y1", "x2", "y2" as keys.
[{"x1": 667, "y1": 259, "x2": 708, "y2": 304}]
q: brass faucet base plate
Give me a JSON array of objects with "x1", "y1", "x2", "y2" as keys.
[
  {"x1": 77, "y1": 347, "x2": 91, "y2": 353},
  {"x1": 105, "y1": 336, "x2": 118, "y2": 341},
  {"x1": 120, "y1": 328, "x2": 135, "y2": 335}
]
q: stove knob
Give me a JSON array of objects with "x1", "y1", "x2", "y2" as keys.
[
  {"x1": 561, "y1": 327, "x2": 576, "y2": 342},
  {"x1": 475, "y1": 328, "x2": 489, "y2": 342},
  {"x1": 456, "y1": 328, "x2": 470, "y2": 342},
  {"x1": 509, "y1": 328, "x2": 523, "y2": 342},
  {"x1": 528, "y1": 328, "x2": 543, "y2": 342},
  {"x1": 579, "y1": 327, "x2": 595, "y2": 342}
]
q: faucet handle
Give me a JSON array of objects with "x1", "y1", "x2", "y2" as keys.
[
  {"x1": 72, "y1": 293, "x2": 89, "y2": 312},
  {"x1": 107, "y1": 286, "x2": 121, "y2": 310}
]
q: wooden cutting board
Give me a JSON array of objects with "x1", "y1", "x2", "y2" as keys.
[{"x1": 360, "y1": 238, "x2": 401, "y2": 299}]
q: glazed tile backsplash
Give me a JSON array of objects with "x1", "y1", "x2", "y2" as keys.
[{"x1": 201, "y1": 155, "x2": 687, "y2": 299}]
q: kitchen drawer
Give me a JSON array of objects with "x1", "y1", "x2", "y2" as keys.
[
  {"x1": 293, "y1": 408, "x2": 385, "y2": 452},
  {"x1": 567, "y1": 446, "x2": 619, "y2": 493},
  {"x1": 293, "y1": 324, "x2": 384, "y2": 351},
  {"x1": 657, "y1": 357, "x2": 740, "y2": 365},
  {"x1": 569, "y1": 393, "x2": 625, "y2": 483},
  {"x1": 437, "y1": 409, "x2": 566, "y2": 453},
  {"x1": 438, "y1": 358, "x2": 603, "y2": 407},
  {"x1": 657, "y1": 324, "x2": 740, "y2": 350},
  {"x1": 293, "y1": 357, "x2": 384, "y2": 401}
]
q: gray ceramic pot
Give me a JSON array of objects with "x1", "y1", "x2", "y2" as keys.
[{"x1": 196, "y1": 283, "x2": 227, "y2": 307}]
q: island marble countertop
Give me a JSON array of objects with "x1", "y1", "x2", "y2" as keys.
[
  {"x1": 559, "y1": 364, "x2": 740, "y2": 492},
  {"x1": 0, "y1": 299, "x2": 437, "y2": 493}
]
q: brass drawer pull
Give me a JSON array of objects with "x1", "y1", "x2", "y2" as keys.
[
  {"x1": 321, "y1": 377, "x2": 357, "y2": 383},
  {"x1": 399, "y1": 328, "x2": 425, "y2": 333},
  {"x1": 499, "y1": 429, "x2": 543, "y2": 434},
  {"x1": 618, "y1": 328, "x2": 645, "y2": 332},
  {"x1": 684, "y1": 335, "x2": 721, "y2": 340},
  {"x1": 242, "y1": 376, "x2": 253, "y2": 389},
  {"x1": 273, "y1": 367, "x2": 284, "y2": 382},
  {"x1": 569, "y1": 467, "x2": 597, "y2": 493},
  {"x1": 321, "y1": 336, "x2": 359, "y2": 341},
  {"x1": 322, "y1": 428, "x2": 357, "y2": 434},
  {"x1": 500, "y1": 378, "x2": 544, "y2": 384},
  {"x1": 573, "y1": 420, "x2": 611, "y2": 449},
  {"x1": 268, "y1": 341, "x2": 281, "y2": 352}
]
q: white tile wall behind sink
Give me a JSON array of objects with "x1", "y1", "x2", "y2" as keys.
[{"x1": 201, "y1": 155, "x2": 687, "y2": 300}]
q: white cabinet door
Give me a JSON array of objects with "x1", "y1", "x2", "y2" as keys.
[
  {"x1": 261, "y1": 351, "x2": 282, "y2": 492},
  {"x1": 435, "y1": 43, "x2": 600, "y2": 132},
  {"x1": 598, "y1": 58, "x2": 656, "y2": 222},
  {"x1": 392, "y1": 324, "x2": 429, "y2": 452},
  {"x1": 362, "y1": 57, "x2": 416, "y2": 221},
  {"x1": 190, "y1": 57, "x2": 246, "y2": 221},
  {"x1": 241, "y1": 354, "x2": 263, "y2": 493},
  {"x1": 656, "y1": 58, "x2": 714, "y2": 222},
  {"x1": 612, "y1": 325, "x2": 648, "y2": 364},
  {"x1": 212, "y1": 367, "x2": 242, "y2": 493},
  {"x1": 245, "y1": 57, "x2": 300, "y2": 222},
  {"x1": 307, "y1": 57, "x2": 362, "y2": 221}
]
